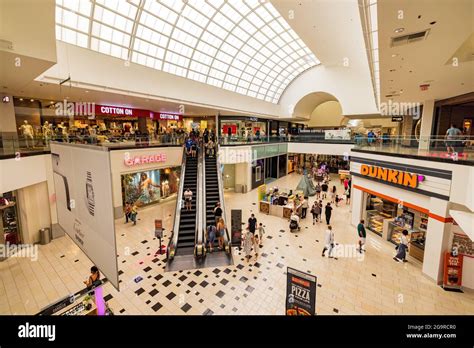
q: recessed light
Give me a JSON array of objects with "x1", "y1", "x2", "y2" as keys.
[
  {"x1": 30, "y1": 99, "x2": 34, "y2": 102},
  {"x1": 19, "y1": 98, "x2": 23, "y2": 101},
  {"x1": 391, "y1": 54, "x2": 398, "y2": 58},
  {"x1": 50, "y1": 101, "x2": 54, "y2": 104},
  {"x1": 394, "y1": 28, "x2": 405, "y2": 33},
  {"x1": 85, "y1": 90, "x2": 89, "y2": 93}
]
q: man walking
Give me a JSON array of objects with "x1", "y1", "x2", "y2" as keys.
[{"x1": 357, "y1": 219, "x2": 366, "y2": 253}]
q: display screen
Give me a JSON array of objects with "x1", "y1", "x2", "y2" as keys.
[{"x1": 121, "y1": 167, "x2": 180, "y2": 207}]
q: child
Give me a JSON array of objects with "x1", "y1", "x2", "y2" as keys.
[
  {"x1": 257, "y1": 223, "x2": 265, "y2": 246},
  {"x1": 253, "y1": 234, "x2": 260, "y2": 259},
  {"x1": 335, "y1": 194, "x2": 340, "y2": 207}
]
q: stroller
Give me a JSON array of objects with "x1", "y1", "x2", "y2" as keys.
[{"x1": 289, "y1": 216, "x2": 300, "y2": 233}]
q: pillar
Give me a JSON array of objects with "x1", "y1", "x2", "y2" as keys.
[
  {"x1": 350, "y1": 181, "x2": 365, "y2": 227},
  {"x1": 419, "y1": 99, "x2": 435, "y2": 151},
  {"x1": 422, "y1": 197, "x2": 452, "y2": 284},
  {"x1": 0, "y1": 94, "x2": 18, "y2": 153}
]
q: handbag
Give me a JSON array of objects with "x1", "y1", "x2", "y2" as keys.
[{"x1": 395, "y1": 244, "x2": 399, "y2": 250}]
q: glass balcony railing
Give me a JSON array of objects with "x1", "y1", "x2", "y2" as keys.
[
  {"x1": 352, "y1": 135, "x2": 474, "y2": 163},
  {"x1": 1, "y1": 133, "x2": 473, "y2": 163}
]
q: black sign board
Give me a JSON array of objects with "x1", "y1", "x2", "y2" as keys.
[
  {"x1": 285, "y1": 267, "x2": 317, "y2": 316},
  {"x1": 231, "y1": 209, "x2": 242, "y2": 245},
  {"x1": 392, "y1": 116, "x2": 404, "y2": 122}
]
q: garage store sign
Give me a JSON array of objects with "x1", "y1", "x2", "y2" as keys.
[
  {"x1": 124, "y1": 153, "x2": 167, "y2": 167},
  {"x1": 360, "y1": 164, "x2": 424, "y2": 188}
]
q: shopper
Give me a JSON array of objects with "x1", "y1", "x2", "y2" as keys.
[
  {"x1": 207, "y1": 139, "x2": 215, "y2": 157},
  {"x1": 321, "y1": 181, "x2": 328, "y2": 200},
  {"x1": 357, "y1": 220, "x2": 366, "y2": 253},
  {"x1": 321, "y1": 225, "x2": 335, "y2": 258},
  {"x1": 190, "y1": 139, "x2": 197, "y2": 158},
  {"x1": 324, "y1": 202, "x2": 332, "y2": 225},
  {"x1": 207, "y1": 224, "x2": 217, "y2": 252},
  {"x1": 311, "y1": 202, "x2": 318, "y2": 225},
  {"x1": 185, "y1": 137, "x2": 193, "y2": 156},
  {"x1": 203, "y1": 128, "x2": 209, "y2": 144},
  {"x1": 124, "y1": 202, "x2": 131, "y2": 223},
  {"x1": 394, "y1": 230, "x2": 410, "y2": 262},
  {"x1": 445, "y1": 124, "x2": 462, "y2": 154},
  {"x1": 253, "y1": 233, "x2": 260, "y2": 259},
  {"x1": 216, "y1": 218, "x2": 226, "y2": 251},
  {"x1": 343, "y1": 177, "x2": 349, "y2": 191},
  {"x1": 331, "y1": 185, "x2": 337, "y2": 203},
  {"x1": 339, "y1": 172, "x2": 346, "y2": 185},
  {"x1": 227, "y1": 126, "x2": 232, "y2": 139},
  {"x1": 213, "y1": 202, "x2": 223, "y2": 226},
  {"x1": 130, "y1": 204, "x2": 138, "y2": 225},
  {"x1": 257, "y1": 223, "x2": 265, "y2": 246},
  {"x1": 84, "y1": 266, "x2": 101, "y2": 287},
  {"x1": 301, "y1": 196, "x2": 308, "y2": 219},
  {"x1": 184, "y1": 188, "x2": 193, "y2": 211},
  {"x1": 345, "y1": 186, "x2": 351, "y2": 205},
  {"x1": 248, "y1": 213, "x2": 257, "y2": 234},
  {"x1": 315, "y1": 183, "x2": 322, "y2": 199},
  {"x1": 335, "y1": 194, "x2": 341, "y2": 207},
  {"x1": 243, "y1": 229, "x2": 254, "y2": 262}
]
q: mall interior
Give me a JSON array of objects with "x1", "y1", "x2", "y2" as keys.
[{"x1": 0, "y1": 0, "x2": 473, "y2": 317}]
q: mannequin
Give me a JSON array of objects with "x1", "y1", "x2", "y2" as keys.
[
  {"x1": 19, "y1": 120, "x2": 34, "y2": 148},
  {"x1": 58, "y1": 122, "x2": 69, "y2": 142},
  {"x1": 42, "y1": 121, "x2": 53, "y2": 145}
]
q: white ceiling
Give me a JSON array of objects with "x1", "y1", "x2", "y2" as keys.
[{"x1": 377, "y1": 0, "x2": 474, "y2": 104}]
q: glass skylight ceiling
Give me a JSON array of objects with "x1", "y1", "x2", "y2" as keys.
[{"x1": 55, "y1": 0, "x2": 320, "y2": 103}]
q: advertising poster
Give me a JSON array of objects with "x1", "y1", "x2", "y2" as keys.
[
  {"x1": 324, "y1": 129, "x2": 351, "y2": 140},
  {"x1": 286, "y1": 267, "x2": 317, "y2": 316},
  {"x1": 443, "y1": 252, "x2": 464, "y2": 289},
  {"x1": 51, "y1": 143, "x2": 119, "y2": 290},
  {"x1": 121, "y1": 167, "x2": 180, "y2": 207},
  {"x1": 231, "y1": 209, "x2": 242, "y2": 245}
]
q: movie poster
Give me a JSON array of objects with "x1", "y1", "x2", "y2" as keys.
[{"x1": 286, "y1": 267, "x2": 317, "y2": 316}]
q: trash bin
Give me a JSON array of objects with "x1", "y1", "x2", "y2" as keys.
[{"x1": 40, "y1": 228, "x2": 51, "y2": 245}]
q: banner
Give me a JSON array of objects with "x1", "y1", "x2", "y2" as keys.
[
  {"x1": 231, "y1": 209, "x2": 242, "y2": 245},
  {"x1": 155, "y1": 219, "x2": 163, "y2": 239},
  {"x1": 286, "y1": 267, "x2": 317, "y2": 315},
  {"x1": 324, "y1": 129, "x2": 351, "y2": 140},
  {"x1": 51, "y1": 143, "x2": 119, "y2": 290}
]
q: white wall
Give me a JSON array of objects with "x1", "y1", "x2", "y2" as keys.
[
  {"x1": 235, "y1": 162, "x2": 251, "y2": 193},
  {"x1": 17, "y1": 181, "x2": 52, "y2": 244},
  {"x1": 0, "y1": 155, "x2": 52, "y2": 193},
  {"x1": 287, "y1": 142, "x2": 354, "y2": 156}
]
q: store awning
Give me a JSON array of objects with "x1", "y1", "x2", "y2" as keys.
[{"x1": 450, "y1": 210, "x2": 474, "y2": 241}]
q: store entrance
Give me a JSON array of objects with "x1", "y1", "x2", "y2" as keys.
[
  {"x1": 364, "y1": 193, "x2": 428, "y2": 263},
  {"x1": 264, "y1": 157, "x2": 278, "y2": 183}
]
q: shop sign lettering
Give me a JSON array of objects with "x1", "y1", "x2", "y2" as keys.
[
  {"x1": 124, "y1": 154, "x2": 167, "y2": 167},
  {"x1": 360, "y1": 164, "x2": 424, "y2": 188}
]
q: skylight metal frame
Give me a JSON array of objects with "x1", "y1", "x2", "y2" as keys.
[{"x1": 55, "y1": 0, "x2": 320, "y2": 104}]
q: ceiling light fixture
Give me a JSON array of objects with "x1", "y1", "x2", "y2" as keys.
[
  {"x1": 394, "y1": 28, "x2": 405, "y2": 33},
  {"x1": 391, "y1": 54, "x2": 398, "y2": 58},
  {"x1": 30, "y1": 99, "x2": 34, "y2": 102},
  {"x1": 19, "y1": 98, "x2": 23, "y2": 101}
]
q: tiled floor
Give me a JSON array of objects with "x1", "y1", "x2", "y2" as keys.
[{"x1": 1, "y1": 173, "x2": 473, "y2": 315}]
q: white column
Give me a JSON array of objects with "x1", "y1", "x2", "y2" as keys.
[
  {"x1": 351, "y1": 185, "x2": 364, "y2": 227},
  {"x1": 422, "y1": 197, "x2": 451, "y2": 283},
  {"x1": 419, "y1": 99, "x2": 435, "y2": 150}
]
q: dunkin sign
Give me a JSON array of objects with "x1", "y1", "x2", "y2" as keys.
[{"x1": 360, "y1": 165, "x2": 424, "y2": 188}]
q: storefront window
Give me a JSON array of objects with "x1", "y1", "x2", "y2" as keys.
[
  {"x1": 121, "y1": 167, "x2": 181, "y2": 207},
  {"x1": 0, "y1": 191, "x2": 20, "y2": 245}
]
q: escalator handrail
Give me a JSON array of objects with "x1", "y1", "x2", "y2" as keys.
[
  {"x1": 195, "y1": 146, "x2": 205, "y2": 256},
  {"x1": 199, "y1": 147, "x2": 207, "y2": 254},
  {"x1": 215, "y1": 143, "x2": 232, "y2": 252},
  {"x1": 167, "y1": 147, "x2": 186, "y2": 260}
]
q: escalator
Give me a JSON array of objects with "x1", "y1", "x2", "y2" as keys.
[
  {"x1": 175, "y1": 153, "x2": 198, "y2": 255},
  {"x1": 203, "y1": 147, "x2": 231, "y2": 255}
]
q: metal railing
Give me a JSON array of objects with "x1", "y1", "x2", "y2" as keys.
[
  {"x1": 218, "y1": 134, "x2": 354, "y2": 145},
  {"x1": 194, "y1": 147, "x2": 206, "y2": 258},
  {"x1": 166, "y1": 148, "x2": 186, "y2": 261},
  {"x1": 216, "y1": 143, "x2": 232, "y2": 255}
]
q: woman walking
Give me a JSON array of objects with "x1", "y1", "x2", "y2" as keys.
[
  {"x1": 331, "y1": 185, "x2": 337, "y2": 203},
  {"x1": 243, "y1": 229, "x2": 254, "y2": 262},
  {"x1": 394, "y1": 230, "x2": 409, "y2": 262},
  {"x1": 324, "y1": 202, "x2": 332, "y2": 225}
]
